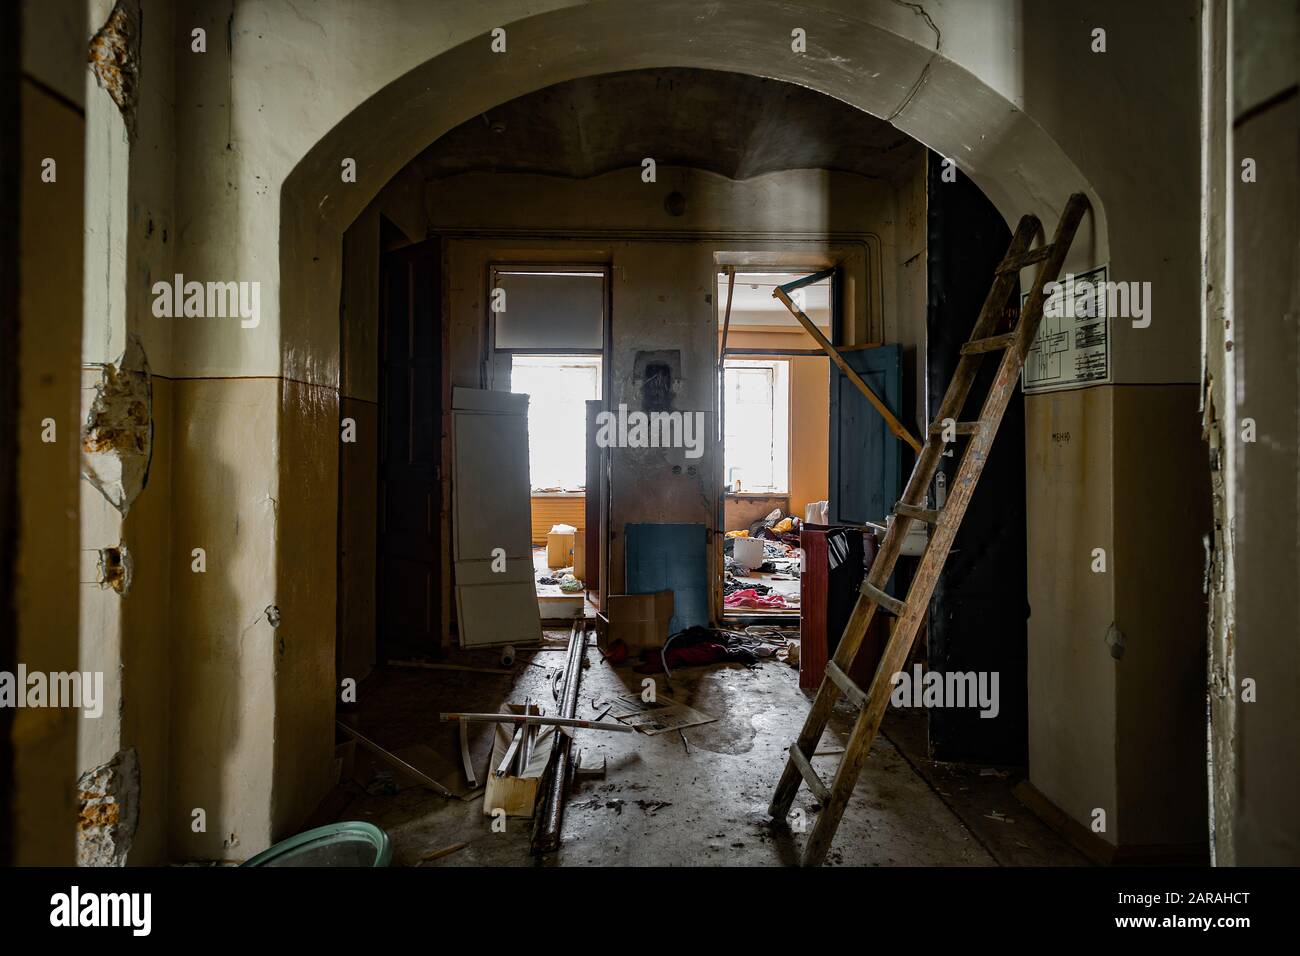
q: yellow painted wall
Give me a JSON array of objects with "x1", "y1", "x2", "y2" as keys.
[
  {"x1": 14, "y1": 76, "x2": 83, "y2": 866},
  {"x1": 1025, "y1": 388, "x2": 1118, "y2": 844}
]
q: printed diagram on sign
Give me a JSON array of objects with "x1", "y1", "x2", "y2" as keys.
[{"x1": 1022, "y1": 265, "x2": 1110, "y2": 394}]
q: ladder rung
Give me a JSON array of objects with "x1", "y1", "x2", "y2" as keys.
[
  {"x1": 861, "y1": 581, "x2": 906, "y2": 617},
  {"x1": 894, "y1": 502, "x2": 940, "y2": 524},
  {"x1": 960, "y1": 332, "x2": 1018, "y2": 355},
  {"x1": 996, "y1": 244, "x2": 1054, "y2": 275},
  {"x1": 788, "y1": 745, "x2": 830, "y2": 803},
  {"x1": 928, "y1": 421, "x2": 982, "y2": 437},
  {"x1": 826, "y1": 661, "x2": 867, "y2": 710}
]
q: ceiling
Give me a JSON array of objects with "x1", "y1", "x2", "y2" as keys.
[
  {"x1": 416, "y1": 68, "x2": 921, "y2": 182},
  {"x1": 718, "y1": 272, "x2": 832, "y2": 327}
]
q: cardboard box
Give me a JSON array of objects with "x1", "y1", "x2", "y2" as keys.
[
  {"x1": 546, "y1": 526, "x2": 576, "y2": 569},
  {"x1": 599, "y1": 590, "x2": 675, "y2": 653}
]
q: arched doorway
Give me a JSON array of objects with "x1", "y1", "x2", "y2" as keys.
[{"x1": 272, "y1": 0, "x2": 1106, "y2": 841}]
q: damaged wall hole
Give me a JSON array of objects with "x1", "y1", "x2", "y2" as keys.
[
  {"x1": 82, "y1": 335, "x2": 153, "y2": 516},
  {"x1": 97, "y1": 543, "x2": 133, "y2": 595},
  {"x1": 87, "y1": 0, "x2": 141, "y2": 136},
  {"x1": 76, "y1": 749, "x2": 140, "y2": 867}
]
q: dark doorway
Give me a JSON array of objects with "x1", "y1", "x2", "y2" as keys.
[
  {"x1": 376, "y1": 234, "x2": 443, "y2": 660},
  {"x1": 925, "y1": 152, "x2": 1029, "y2": 764}
]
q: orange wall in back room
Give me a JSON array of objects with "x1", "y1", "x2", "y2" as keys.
[{"x1": 531, "y1": 494, "x2": 585, "y2": 545}]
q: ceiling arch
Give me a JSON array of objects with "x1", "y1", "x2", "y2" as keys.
[{"x1": 414, "y1": 68, "x2": 922, "y2": 181}]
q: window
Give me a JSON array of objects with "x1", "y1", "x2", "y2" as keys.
[
  {"x1": 510, "y1": 355, "x2": 602, "y2": 492},
  {"x1": 723, "y1": 359, "x2": 789, "y2": 494}
]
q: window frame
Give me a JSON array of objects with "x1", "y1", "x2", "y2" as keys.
[{"x1": 722, "y1": 357, "x2": 791, "y2": 495}]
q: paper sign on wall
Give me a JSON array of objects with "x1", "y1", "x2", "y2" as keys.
[{"x1": 1022, "y1": 265, "x2": 1111, "y2": 394}]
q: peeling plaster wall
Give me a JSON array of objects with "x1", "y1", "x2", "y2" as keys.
[
  {"x1": 76, "y1": 748, "x2": 139, "y2": 866},
  {"x1": 77, "y1": 0, "x2": 176, "y2": 865},
  {"x1": 1202, "y1": 0, "x2": 1299, "y2": 865}
]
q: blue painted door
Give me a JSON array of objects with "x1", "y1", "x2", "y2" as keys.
[{"x1": 829, "y1": 344, "x2": 903, "y2": 525}]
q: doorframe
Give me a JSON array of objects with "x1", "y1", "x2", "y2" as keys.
[
  {"x1": 482, "y1": 260, "x2": 614, "y2": 616},
  {"x1": 711, "y1": 261, "x2": 846, "y2": 623}
]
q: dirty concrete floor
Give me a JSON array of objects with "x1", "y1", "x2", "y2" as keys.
[{"x1": 327, "y1": 633, "x2": 1087, "y2": 867}]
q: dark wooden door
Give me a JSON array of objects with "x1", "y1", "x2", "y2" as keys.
[
  {"x1": 925, "y1": 153, "x2": 1027, "y2": 764},
  {"x1": 378, "y1": 239, "x2": 441, "y2": 657}
]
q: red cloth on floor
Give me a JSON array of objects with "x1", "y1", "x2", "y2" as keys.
[
  {"x1": 723, "y1": 588, "x2": 788, "y2": 609},
  {"x1": 634, "y1": 642, "x2": 731, "y2": 674}
]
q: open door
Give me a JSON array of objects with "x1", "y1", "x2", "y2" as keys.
[
  {"x1": 377, "y1": 238, "x2": 442, "y2": 658},
  {"x1": 828, "y1": 344, "x2": 903, "y2": 525},
  {"x1": 451, "y1": 388, "x2": 542, "y2": 647},
  {"x1": 763, "y1": 267, "x2": 908, "y2": 526}
]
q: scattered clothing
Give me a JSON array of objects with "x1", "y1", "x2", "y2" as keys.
[
  {"x1": 724, "y1": 588, "x2": 789, "y2": 610},
  {"x1": 634, "y1": 625, "x2": 760, "y2": 674}
]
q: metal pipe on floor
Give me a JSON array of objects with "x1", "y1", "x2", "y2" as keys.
[
  {"x1": 532, "y1": 620, "x2": 586, "y2": 854},
  {"x1": 438, "y1": 712, "x2": 633, "y2": 733}
]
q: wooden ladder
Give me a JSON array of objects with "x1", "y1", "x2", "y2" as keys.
[{"x1": 769, "y1": 192, "x2": 1091, "y2": 866}]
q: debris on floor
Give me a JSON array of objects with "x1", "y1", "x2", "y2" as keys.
[
  {"x1": 418, "y1": 842, "x2": 468, "y2": 865},
  {"x1": 574, "y1": 750, "x2": 606, "y2": 778},
  {"x1": 603, "y1": 693, "x2": 716, "y2": 735},
  {"x1": 483, "y1": 703, "x2": 556, "y2": 818},
  {"x1": 724, "y1": 587, "x2": 792, "y2": 610}
]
